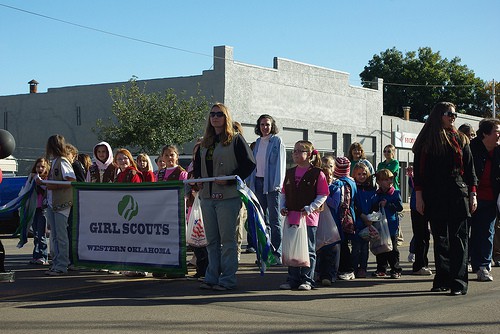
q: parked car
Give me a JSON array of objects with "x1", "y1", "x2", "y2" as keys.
[{"x1": 0, "y1": 176, "x2": 28, "y2": 234}]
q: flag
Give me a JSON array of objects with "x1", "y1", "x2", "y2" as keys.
[
  {"x1": 236, "y1": 177, "x2": 275, "y2": 275},
  {"x1": 0, "y1": 175, "x2": 37, "y2": 248}
]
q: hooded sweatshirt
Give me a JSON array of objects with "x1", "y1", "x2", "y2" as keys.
[{"x1": 86, "y1": 141, "x2": 116, "y2": 183}]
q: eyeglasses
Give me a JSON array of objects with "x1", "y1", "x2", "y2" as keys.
[
  {"x1": 117, "y1": 157, "x2": 129, "y2": 162},
  {"x1": 442, "y1": 111, "x2": 458, "y2": 118},
  {"x1": 209, "y1": 111, "x2": 225, "y2": 118},
  {"x1": 383, "y1": 150, "x2": 392, "y2": 153},
  {"x1": 292, "y1": 149, "x2": 308, "y2": 154}
]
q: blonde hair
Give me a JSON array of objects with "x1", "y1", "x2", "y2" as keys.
[
  {"x1": 353, "y1": 162, "x2": 371, "y2": 177},
  {"x1": 201, "y1": 103, "x2": 236, "y2": 148},
  {"x1": 321, "y1": 155, "x2": 334, "y2": 168},
  {"x1": 136, "y1": 153, "x2": 153, "y2": 172},
  {"x1": 375, "y1": 168, "x2": 394, "y2": 181},
  {"x1": 321, "y1": 165, "x2": 333, "y2": 184},
  {"x1": 295, "y1": 140, "x2": 321, "y2": 168}
]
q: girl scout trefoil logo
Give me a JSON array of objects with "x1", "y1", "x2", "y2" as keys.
[{"x1": 118, "y1": 195, "x2": 139, "y2": 221}]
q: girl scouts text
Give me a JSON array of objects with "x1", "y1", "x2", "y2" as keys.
[{"x1": 89, "y1": 222, "x2": 170, "y2": 235}]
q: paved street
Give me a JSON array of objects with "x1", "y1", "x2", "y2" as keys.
[{"x1": 1, "y1": 211, "x2": 499, "y2": 334}]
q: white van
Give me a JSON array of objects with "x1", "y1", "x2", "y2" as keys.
[{"x1": 0, "y1": 155, "x2": 18, "y2": 176}]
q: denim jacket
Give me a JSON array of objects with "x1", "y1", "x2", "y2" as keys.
[{"x1": 247, "y1": 135, "x2": 286, "y2": 194}]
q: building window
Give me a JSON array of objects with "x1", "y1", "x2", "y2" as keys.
[
  {"x1": 343, "y1": 134, "x2": 352, "y2": 156},
  {"x1": 314, "y1": 131, "x2": 337, "y2": 157},
  {"x1": 76, "y1": 106, "x2": 82, "y2": 126}
]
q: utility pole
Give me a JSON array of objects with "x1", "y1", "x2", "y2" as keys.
[{"x1": 493, "y1": 79, "x2": 496, "y2": 118}]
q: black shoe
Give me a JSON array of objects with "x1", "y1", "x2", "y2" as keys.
[{"x1": 430, "y1": 287, "x2": 450, "y2": 292}]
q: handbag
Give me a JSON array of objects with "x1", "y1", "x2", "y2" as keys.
[
  {"x1": 316, "y1": 208, "x2": 341, "y2": 250},
  {"x1": 369, "y1": 208, "x2": 393, "y2": 255},
  {"x1": 186, "y1": 193, "x2": 207, "y2": 247},
  {"x1": 282, "y1": 216, "x2": 310, "y2": 267}
]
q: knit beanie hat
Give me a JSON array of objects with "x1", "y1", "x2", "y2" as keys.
[{"x1": 334, "y1": 156, "x2": 350, "y2": 178}]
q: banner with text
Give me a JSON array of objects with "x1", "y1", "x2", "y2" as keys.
[{"x1": 73, "y1": 182, "x2": 186, "y2": 275}]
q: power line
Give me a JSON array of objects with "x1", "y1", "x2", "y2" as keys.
[
  {"x1": 0, "y1": 3, "x2": 494, "y2": 92},
  {"x1": 360, "y1": 80, "x2": 483, "y2": 88},
  {"x1": 0, "y1": 3, "x2": 218, "y2": 60}
]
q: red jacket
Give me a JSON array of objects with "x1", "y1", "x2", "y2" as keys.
[{"x1": 116, "y1": 166, "x2": 143, "y2": 183}]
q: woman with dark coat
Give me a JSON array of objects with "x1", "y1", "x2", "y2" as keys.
[{"x1": 412, "y1": 102, "x2": 477, "y2": 296}]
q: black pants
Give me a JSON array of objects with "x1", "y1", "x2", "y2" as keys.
[
  {"x1": 411, "y1": 209, "x2": 431, "y2": 272},
  {"x1": 338, "y1": 238, "x2": 353, "y2": 273},
  {"x1": 375, "y1": 234, "x2": 402, "y2": 273},
  {"x1": 194, "y1": 246, "x2": 208, "y2": 277},
  {"x1": 429, "y1": 215, "x2": 468, "y2": 292},
  {"x1": 0, "y1": 239, "x2": 5, "y2": 272}
]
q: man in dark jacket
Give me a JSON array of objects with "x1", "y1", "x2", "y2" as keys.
[{"x1": 469, "y1": 118, "x2": 500, "y2": 282}]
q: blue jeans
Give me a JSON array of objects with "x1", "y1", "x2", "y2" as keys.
[
  {"x1": 351, "y1": 235, "x2": 369, "y2": 271},
  {"x1": 32, "y1": 208, "x2": 48, "y2": 261},
  {"x1": 46, "y1": 206, "x2": 70, "y2": 272},
  {"x1": 31, "y1": 208, "x2": 48, "y2": 261},
  {"x1": 254, "y1": 177, "x2": 282, "y2": 260},
  {"x1": 200, "y1": 196, "x2": 241, "y2": 289},
  {"x1": 470, "y1": 200, "x2": 496, "y2": 271},
  {"x1": 287, "y1": 225, "x2": 317, "y2": 287}
]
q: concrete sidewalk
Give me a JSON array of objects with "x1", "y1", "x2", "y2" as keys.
[{"x1": 1, "y1": 213, "x2": 499, "y2": 334}]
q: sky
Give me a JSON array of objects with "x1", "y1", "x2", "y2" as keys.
[{"x1": 0, "y1": 1, "x2": 498, "y2": 96}]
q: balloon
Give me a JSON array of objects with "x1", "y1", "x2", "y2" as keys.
[{"x1": 0, "y1": 129, "x2": 16, "y2": 159}]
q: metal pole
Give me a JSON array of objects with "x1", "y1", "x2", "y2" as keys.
[{"x1": 493, "y1": 79, "x2": 496, "y2": 118}]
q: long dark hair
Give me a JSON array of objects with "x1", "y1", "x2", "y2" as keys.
[
  {"x1": 412, "y1": 102, "x2": 466, "y2": 156},
  {"x1": 46, "y1": 134, "x2": 68, "y2": 159}
]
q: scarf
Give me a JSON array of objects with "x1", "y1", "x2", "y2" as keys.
[{"x1": 445, "y1": 129, "x2": 464, "y2": 175}]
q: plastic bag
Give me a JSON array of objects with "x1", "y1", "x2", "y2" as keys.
[
  {"x1": 282, "y1": 216, "x2": 310, "y2": 267},
  {"x1": 186, "y1": 193, "x2": 207, "y2": 247},
  {"x1": 369, "y1": 208, "x2": 393, "y2": 255},
  {"x1": 358, "y1": 225, "x2": 380, "y2": 241},
  {"x1": 316, "y1": 208, "x2": 341, "y2": 250}
]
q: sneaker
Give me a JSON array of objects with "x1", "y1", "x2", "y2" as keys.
[
  {"x1": 245, "y1": 246, "x2": 256, "y2": 254},
  {"x1": 477, "y1": 267, "x2": 493, "y2": 282},
  {"x1": 44, "y1": 269, "x2": 67, "y2": 276},
  {"x1": 390, "y1": 272, "x2": 401, "y2": 279},
  {"x1": 199, "y1": 282, "x2": 213, "y2": 290},
  {"x1": 355, "y1": 268, "x2": 367, "y2": 278},
  {"x1": 493, "y1": 260, "x2": 500, "y2": 267},
  {"x1": 298, "y1": 283, "x2": 312, "y2": 290},
  {"x1": 372, "y1": 271, "x2": 387, "y2": 278},
  {"x1": 338, "y1": 272, "x2": 355, "y2": 280},
  {"x1": 468, "y1": 264, "x2": 473, "y2": 273},
  {"x1": 321, "y1": 279, "x2": 332, "y2": 287},
  {"x1": 212, "y1": 284, "x2": 229, "y2": 291},
  {"x1": 412, "y1": 267, "x2": 433, "y2": 275},
  {"x1": 30, "y1": 258, "x2": 49, "y2": 265},
  {"x1": 186, "y1": 274, "x2": 203, "y2": 281},
  {"x1": 407, "y1": 253, "x2": 415, "y2": 263},
  {"x1": 279, "y1": 283, "x2": 292, "y2": 290}
]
